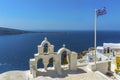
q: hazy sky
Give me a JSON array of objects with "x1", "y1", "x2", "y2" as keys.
[{"x1": 0, "y1": 0, "x2": 119, "y2": 31}]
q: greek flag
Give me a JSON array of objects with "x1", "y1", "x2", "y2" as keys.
[{"x1": 96, "y1": 7, "x2": 107, "y2": 16}]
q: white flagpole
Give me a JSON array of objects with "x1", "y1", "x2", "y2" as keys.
[{"x1": 94, "y1": 9, "x2": 97, "y2": 70}]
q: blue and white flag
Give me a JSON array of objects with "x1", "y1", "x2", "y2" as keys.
[{"x1": 96, "y1": 7, "x2": 107, "y2": 16}]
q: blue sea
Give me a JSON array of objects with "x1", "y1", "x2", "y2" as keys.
[{"x1": 0, "y1": 31, "x2": 120, "y2": 73}]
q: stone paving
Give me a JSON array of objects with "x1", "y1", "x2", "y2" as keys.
[
  {"x1": 0, "y1": 66, "x2": 108, "y2": 80},
  {"x1": 30, "y1": 66, "x2": 108, "y2": 80}
]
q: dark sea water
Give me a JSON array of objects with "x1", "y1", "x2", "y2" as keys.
[{"x1": 0, "y1": 31, "x2": 120, "y2": 73}]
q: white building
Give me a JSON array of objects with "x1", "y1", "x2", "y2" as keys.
[
  {"x1": 97, "y1": 46, "x2": 104, "y2": 53},
  {"x1": 86, "y1": 43, "x2": 120, "y2": 62},
  {"x1": 103, "y1": 43, "x2": 120, "y2": 55},
  {"x1": 96, "y1": 43, "x2": 120, "y2": 54}
]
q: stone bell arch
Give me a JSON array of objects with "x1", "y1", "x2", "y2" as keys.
[
  {"x1": 29, "y1": 38, "x2": 78, "y2": 78},
  {"x1": 55, "y1": 45, "x2": 77, "y2": 74},
  {"x1": 30, "y1": 37, "x2": 56, "y2": 78},
  {"x1": 38, "y1": 37, "x2": 54, "y2": 54}
]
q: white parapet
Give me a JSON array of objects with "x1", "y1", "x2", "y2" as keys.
[{"x1": 88, "y1": 60, "x2": 110, "y2": 74}]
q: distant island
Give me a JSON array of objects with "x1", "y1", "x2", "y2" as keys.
[
  {"x1": 0, "y1": 27, "x2": 31, "y2": 35},
  {"x1": 0, "y1": 27, "x2": 66, "y2": 35}
]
